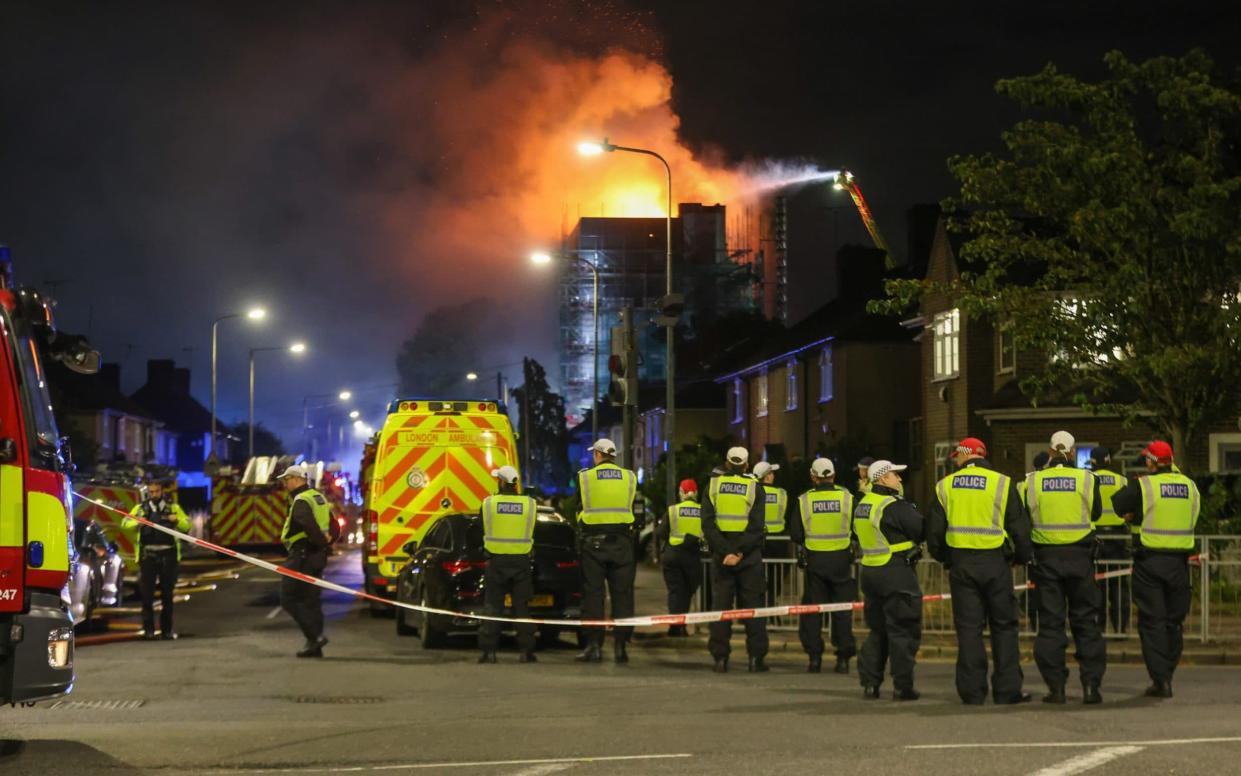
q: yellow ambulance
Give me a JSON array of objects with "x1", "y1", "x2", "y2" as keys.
[{"x1": 362, "y1": 399, "x2": 520, "y2": 607}]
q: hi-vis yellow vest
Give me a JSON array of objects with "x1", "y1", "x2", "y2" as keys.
[
  {"x1": 281, "y1": 488, "x2": 332, "y2": 551},
  {"x1": 798, "y1": 488, "x2": 853, "y2": 552},
  {"x1": 1093, "y1": 469, "x2": 1128, "y2": 528},
  {"x1": 482, "y1": 494, "x2": 537, "y2": 555},
  {"x1": 1138, "y1": 472, "x2": 1199, "y2": 551},
  {"x1": 763, "y1": 486, "x2": 788, "y2": 533},
  {"x1": 936, "y1": 465, "x2": 1010, "y2": 550},
  {"x1": 853, "y1": 492, "x2": 913, "y2": 567},
  {"x1": 667, "y1": 500, "x2": 703, "y2": 546},
  {"x1": 708, "y1": 475, "x2": 757, "y2": 532},
  {"x1": 1025, "y1": 466, "x2": 1095, "y2": 545},
  {"x1": 577, "y1": 463, "x2": 637, "y2": 525}
]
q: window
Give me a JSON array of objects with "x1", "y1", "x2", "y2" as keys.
[
  {"x1": 933, "y1": 309, "x2": 960, "y2": 379},
  {"x1": 756, "y1": 371, "x2": 769, "y2": 417},
  {"x1": 818, "y1": 346, "x2": 834, "y2": 402},
  {"x1": 1209, "y1": 433, "x2": 1241, "y2": 472},
  {"x1": 785, "y1": 360, "x2": 798, "y2": 411},
  {"x1": 732, "y1": 378, "x2": 743, "y2": 423},
  {"x1": 933, "y1": 441, "x2": 954, "y2": 482},
  {"x1": 997, "y1": 325, "x2": 1015, "y2": 374},
  {"x1": 12, "y1": 331, "x2": 63, "y2": 470}
]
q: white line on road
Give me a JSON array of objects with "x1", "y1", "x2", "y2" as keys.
[
  {"x1": 907, "y1": 736, "x2": 1241, "y2": 750},
  {"x1": 1028, "y1": 746, "x2": 1145, "y2": 776},
  {"x1": 265, "y1": 606, "x2": 283, "y2": 620},
  {"x1": 507, "y1": 764, "x2": 577, "y2": 776},
  {"x1": 226, "y1": 753, "x2": 692, "y2": 773}
]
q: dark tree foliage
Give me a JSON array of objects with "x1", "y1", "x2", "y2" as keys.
[{"x1": 511, "y1": 357, "x2": 570, "y2": 494}]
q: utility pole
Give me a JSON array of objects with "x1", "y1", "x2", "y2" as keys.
[{"x1": 620, "y1": 307, "x2": 637, "y2": 471}]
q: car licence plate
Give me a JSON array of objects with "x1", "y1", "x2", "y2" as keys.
[{"x1": 505, "y1": 594, "x2": 554, "y2": 607}]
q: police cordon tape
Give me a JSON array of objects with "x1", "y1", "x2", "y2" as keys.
[{"x1": 77, "y1": 493, "x2": 1198, "y2": 629}]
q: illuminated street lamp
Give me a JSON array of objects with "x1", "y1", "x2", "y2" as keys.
[
  {"x1": 465, "y1": 372, "x2": 479, "y2": 382},
  {"x1": 531, "y1": 250, "x2": 600, "y2": 440},
  {"x1": 349, "y1": 410, "x2": 360, "y2": 419},
  {"x1": 338, "y1": 390, "x2": 352, "y2": 401},
  {"x1": 210, "y1": 306, "x2": 266, "y2": 460},
  {"x1": 249, "y1": 342, "x2": 307, "y2": 459},
  {"x1": 577, "y1": 137, "x2": 676, "y2": 499}
]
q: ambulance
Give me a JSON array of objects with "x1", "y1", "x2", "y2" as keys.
[
  {"x1": 362, "y1": 399, "x2": 519, "y2": 607},
  {"x1": 0, "y1": 247, "x2": 99, "y2": 705}
]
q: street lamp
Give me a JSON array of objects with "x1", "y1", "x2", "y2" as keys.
[
  {"x1": 578, "y1": 136, "x2": 676, "y2": 503},
  {"x1": 249, "y1": 342, "x2": 306, "y2": 459},
  {"x1": 210, "y1": 306, "x2": 266, "y2": 460},
  {"x1": 465, "y1": 372, "x2": 479, "y2": 382},
  {"x1": 531, "y1": 250, "x2": 600, "y2": 441},
  {"x1": 349, "y1": 410, "x2": 360, "y2": 419},
  {"x1": 303, "y1": 388, "x2": 354, "y2": 459},
  {"x1": 338, "y1": 390, "x2": 352, "y2": 401}
]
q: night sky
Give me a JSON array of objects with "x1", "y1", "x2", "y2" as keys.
[{"x1": 2, "y1": 0, "x2": 1236, "y2": 459}]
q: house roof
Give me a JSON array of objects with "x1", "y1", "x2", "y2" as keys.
[
  {"x1": 130, "y1": 359, "x2": 212, "y2": 434},
  {"x1": 48, "y1": 361, "x2": 154, "y2": 419}
]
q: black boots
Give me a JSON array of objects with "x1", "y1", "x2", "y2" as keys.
[
  {"x1": 862, "y1": 685, "x2": 880, "y2": 700},
  {"x1": 834, "y1": 656, "x2": 850, "y2": 675},
  {"x1": 1043, "y1": 686, "x2": 1067, "y2": 704},
  {"x1": 1082, "y1": 684, "x2": 1102, "y2": 705},
  {"x1": 807, "y1": 656, "x2": 822, "y2": 673},
  {"x1": 613, "y1": 642, "x2": 629, "y2": 664},
  {"x1": 893, "y1": 688, "x2": 920, "y2": 701},
  {"x1": 574, "y1": 644, "x2": 603, "y2": 663},
  {"x1": 477, "y1": 651, "x2": 497, "y2": 664},
  {"x1": 297, "y1": 636, "x2": 327, "y2": 658},
  {"x1": 1144, "y1": 680, "x2": 1173, "y2": 698},
  {"x1": 666, "y1": 625, "x2": 689, "y2": 637},
  {"x1": 747, "y1": 657, "x2": 769, "y2": 673},
  {"x1": 713, "y1": 657, "x2": 729, "y2": 673}
]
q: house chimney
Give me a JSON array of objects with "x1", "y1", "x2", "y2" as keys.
[
  {"x1": 174, "y1": 367, "x2": 190, "y2": 395},
  {"x1": 147, "y1": 359, "x2": 176, "y2": 387}
]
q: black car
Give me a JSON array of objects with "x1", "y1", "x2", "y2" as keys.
[{"x1": 394, "y1": 510, "x2": 583, "y2": 648}]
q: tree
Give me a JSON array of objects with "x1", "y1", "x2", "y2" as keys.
[
  {"x1": 395, "y1": 298, "x2": 508, "y2": 396},
  {"x1": 511, "y1": 357, "x2": 570, "y2": 494},
  {"x1": 874, "y1": 50, "x2": 1241, "y2": 466}
]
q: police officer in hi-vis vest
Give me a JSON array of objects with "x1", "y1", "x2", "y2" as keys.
[
  {"x1": 927, "y1": 437, "x2": 1034, "y2": 705},
  {"x1": 854, "y1": 460, "x2": 924, "y2": 701},
  {"x1": 1088, "y1": 447, "x2": 1132, "y2": 634},
  {"x1": 1023, "y1": 431, "x2": 1105, "y2": 705},
  {"x1": 123, "y1": 479, "x2": 192, "y2": 640},
  {"x1": 754, "y1": 460, "x2": 790, "y2": 606},
  {"x1": 702, "y1": 447, "x2": 769, "y2": 673},
  {"x1": 575, "y1": 439, "x2": 639, "y2": 664},
  {"x1": 477, "y1": 465, "x2": 538, "y2": 664},
  {"x1": 660, "y1": 478, "x2": 704, "y2": 637},
  {"x1": 276, "y1": 464, "x2": 332, "y2": 658},
  {"x1": 790, "y1": 457, "x2": 857, "y2": 674},
  {"x1": 1111, "y1": 440, "x2": 1201, "y2": 698}
]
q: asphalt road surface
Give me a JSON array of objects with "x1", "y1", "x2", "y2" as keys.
[{"x1": 3, "y1": 550, "x2": 1240, "y2": 775}]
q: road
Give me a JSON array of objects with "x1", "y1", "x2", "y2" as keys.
[{"x1": 3, "y1": 549, "x2": 1241, "y2": 775}]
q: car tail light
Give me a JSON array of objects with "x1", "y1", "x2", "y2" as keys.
[
  {"x1": 441, "y1": 560, "x2": 486, "y2": 575},
  {"x1": 478, "y1": 402, "x2": 487, "y2": 412},
  {"x1": 555, "y1": 561, "x2": 579, "y2": 569},
  {"x1": 456, "y1": 590, "x2": 482, "y2": 600},
  {"x1": 366, "y1": 511, "x2": 378, "y2": 552}
]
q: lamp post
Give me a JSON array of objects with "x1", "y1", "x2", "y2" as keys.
[
  {"x1": 532, "y1": 250, "x2": 600, "y2": 441},
  {"x1": 579, "y1": 138, "x2": 676, "y2": 507},
  {"x1": 210, "y1": 307, "x2": 266, "y2": 459},
  {"x1": 249, "y1": 341, "x2": 306, "y2": 459},
  {"x1": 302, "y1": 389, "x2": 353, "y2": 459}
]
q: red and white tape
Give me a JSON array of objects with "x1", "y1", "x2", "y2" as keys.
[{"x1": 80, "y1": 492, "x2": 1182, "y2": 629}]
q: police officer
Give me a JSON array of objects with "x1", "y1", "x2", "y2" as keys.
[
  {"x1": 1111, "y1": 440, "x2": 1200, "y2": 698},
  {"x1": 123, "y1": 480, "x2": 191, "y2": 640},
  {"x1": 790, "y1": 458, "x2": 856, "y2": 674},
  {"x1": 854, "y1": 460, "x2": 924, "y2": 701},
  {"x1": 1088, "y1": 447, "x2": 1132, "y2": 633},
  {"x1": 927, "y1": 437, "x2": 1034, "y2": 705},
  {"x1": 276, "y1": 464, "x2": 332, "y2": 658},
  {"x1": 856, "y1": 456, "x2": 875, "y2": 495},
  {"x1": 754, "y1": 461, "x2": 789, "y2": 606},
  {"x1": 1023, "y1": 431, "x2": 1105, "y2": 704},
  {"x1": 477, "y1": 465, "x2": 538, "y2": 664},
  {"x1": 575, "y1": 439, "x2": 638, "y2": 664},
  {"x1": 660, "y1": 478, "x2": 704, "y2": 637},
  {"x1": 702, "y1": 447, "x2": 768, "y2": 673},
  {"x1": 1018, "y1": 450, "x2": 1051, "y2": 632}
]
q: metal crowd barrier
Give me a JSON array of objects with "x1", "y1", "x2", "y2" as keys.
[{"x1": 694, "y1": 534, "x2": 1241, "y2": 642}]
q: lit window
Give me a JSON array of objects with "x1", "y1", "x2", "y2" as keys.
[
  {"x1": 756, "y1": 372, "x2": 769, "y2": 417},
  {"x1": 819, "y1": 346, "x2": 834, "y2": 402},
  {"x1": 934, "y1": 441, "x2": 954, "y2": 482},
  {"x1": 785, "y1": 360, "x2": 798, "y2": 411},
  {"x1": 933, "y1": 309, "x2": 960, "y2": 379},
  {"x1": 997, "y1": 324, "x2": 1015, "y2": 375},
  {"x1": 732, "y1": 378, "x2": 743, "y2": 424}
]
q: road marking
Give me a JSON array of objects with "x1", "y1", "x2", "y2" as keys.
[
  {"x1": 1029, "y1": 746, "x2": 1144, "y2": 776},
  {"x1": 907, "y1": 736, "x2": 1241, "y2": 750},
  {"x1": 225, "y1": 753, "x2": 692, "y2": 773},
  {"x1": 508, "y1": 764, "x2": 576, "y2": 776},
  {"x1": 265, "y1": 606, "x2": 283, "y2": 620}
]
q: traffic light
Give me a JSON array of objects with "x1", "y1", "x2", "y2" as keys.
[{"x1": 608, "y1": 311, "x2": 638, "y2": 407}]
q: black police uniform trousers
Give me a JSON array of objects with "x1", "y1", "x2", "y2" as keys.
[
  {"x1": 797, "y1": 549, "x2": 857, "y2": 660},
  {"x1": 858, "y1": 558, "x2": 922, "y2": 692},
  {"x1": 281, "y1": 543, "x2": 328, "y2": 641},
  {"x1": 1132, "y1": 551, "x2": 1192, "y2": 683},
  {"x1": 708, "y1": 558, "x2": 769, "y2": 660},
  {"x1": 139, "y1": 547, "x2": 179, "y2": 635},
  {"x1": 580, "y1": 531, "x2": 635, "y2": 646},
  {"x1": 479, "y1": 553, "x2": 535, "y2": 653},
  {"x1": 661, "y1": 542, "x2": 702, "y2": 615},
  {"x1": 1031, "y1": 543, "x2": 1106, "y2": 689},
  {"x1": 948, "y1": 549, "x2": 1026, "y2": 703},
  {"x1": 1096, "y1": 527, "x2": 1132, "y2": 633}
]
